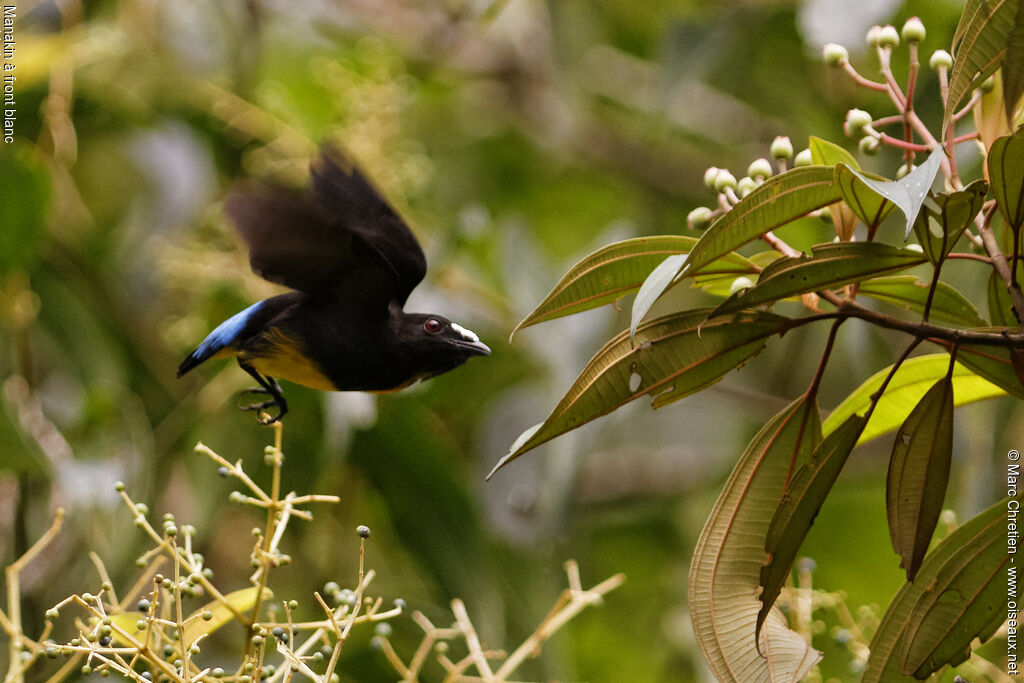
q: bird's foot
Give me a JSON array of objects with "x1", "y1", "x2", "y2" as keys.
[{"x1": 238, "y1": 388, "x2": 287, "y2": 424}]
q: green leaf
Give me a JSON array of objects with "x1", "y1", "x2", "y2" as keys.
[
  {"x1": 911, "y1": 181, "x2": 989, "y2": 264},
  {"x1": 710, "y1": 242, "x2": 927, "y2": 318},
  {"x1": 988, "y1": 127, "x2": 1024, "y2": 233},
  {"x1": 944, "y1": 0, "x2": 1021, "y2": 131},
  {"x1": 953, "y1": 340, "x2": 1024, "y2": 398},
  {"x1": 630, "y1": 166, "x2": 839, "y2": 338},
  {"x1": 511, "y1": 236, "x2": 756, "y2": 336},
  {"x1": 822, "y1": 355, "x2": 1007, "y2": 444},
  {"x1": 886, "y1": 373, "x2": 955, "y2": 581},
  {"x1": 513, "y1": 236, "x2": 758, "y2": 338},
  {"x1": 690, "y1": 398, "x2": 822, "y2": 682},
  {"x1": 857, "y1": 276, "x2": 988, "y2": 328},
  {"x1": 838, "y1": 146, "x2": 945, "y2": 239},
  {"x1": 1004, "y1": 1, "x2": 1024, "y2": 121},
  {"x1": 834, "y1": 164, "x2": 897, "y2": 230},
  {"x1": 757, "y1": 413, "x2": 866, "y2": 641},
  {"x1": 987, "y1": 268, "x2": 1020, "y2": 326},
  {"x1": 863, "y1": 498, "x2": 1012, "y2": 682},
  {"x1": 808, "y1": 136, "x2": 858, "y2": 168},
  {"x1": 492, "y1": 309, "x2": 788, "y2": 475}
]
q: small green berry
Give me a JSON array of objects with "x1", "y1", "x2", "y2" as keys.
[
  {"x1": 212, "y1": 668, "x2": 225, "y2": 678},
  {"x1": 251, "y1": 634, "x2": 265, "y2": 646},
  {"x1": 845, "y1": 109, "x2": 873, "y2": 137},
  {"x1": 229, "y1": 492, "x2": 244, "y2": 504},
  {"x1": 202, "y1": 610, "x2": 213, "y2": 621},
  {"x1": 981, "y1": 74, "x2": 996, "y2": 93},
  {"x1": 45, "y1": 608, "x2": 59, "y2": 620},
  {"x1": 794, "y1": 149, "x2": 813, "y2": 166},
  {"x1": 901, "y1": 17, "x2": 925, "y2": 43},
  {"x1": 729, "y1": 276, "x2": 754, "y2": 294},
  {"x1": 114, "y1": 481, "x2": 125, "y2": 492},
  {"x1": 736, "y1": 176, "x2": 757, "y2": 198},
  {"x1": 770, "y1": 136, "x2": 793, "y2": 160},
  {"x1": 687, "y1": 206, "x2": 714, "y2": 230},
  {"x1": 81, "y1": 665, "x2": 92, "y2": 675},
  {"x1": 877, "y1": 25, "x2": 900, "y2": 49},
  {"x1": 136, "y1": 557, "x2": 147, "y2": 568},
  {"x1": 324, "y1": 581, "x2": 340, "y2": 594},
  {"x1": 393, "y1": 598, "x2": 407, "y2": 610},
  {"x1": 374, "y1": 622, "x2": 393, "y2": 637},
  {"x1": 702, "y1": 166, "x2": 721, "y2": 191},
  {"x1": 747, "y1": 157, "x2": 772, "y2": 180},
  {"x1": 713, "y1": 169, "x2": 737, "y2": 193},
  {"x1": 356, "y1": 525, "x2": 371, "y2": 539},
  {"x1": 136, "y1": 504, "x2": 149, "y2": 516},
  {"x1": 217, "y1": 466, "x2": 229, "y2": 477},
  {"x1": 859, "y1": 136, "x2": 881, "y2": 156},
  {"x1": 929, "y1": 49, "x2": 952, "y2": 70},
  {"x1": 866, "y1": 25, "x2": 882, "y2": 47},
  {"x1": 822, "y1": 43, "x2": 848, "y2": 67},
  {"x1": 288, "y1": 599, "x2": 299, "y2": 609},
  {"x1": 136, "y1": 619, "x2": 146, "y2": 630}
]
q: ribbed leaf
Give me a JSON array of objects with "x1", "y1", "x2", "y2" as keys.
[
  {"x1": 710, "y1": 242, "x2": 927, "y2": 318},
  {"x1": 944, "y1": 0, "x2": 1020, "y2": 131},
  {"x1": 1004, "y1": 1, "x2": 1024, "y2": 121},
  {"x1": 630, "y1": 166, "x2": 839, "y2": 337},
  {"x1": 690, "y1": 398, "x2": 822, "y2": 682},
  {"x1": 989, "y1": 127, "x2": 1024, "y2": 232},
  {"x1": 757, "y1": 413, "x2": 866, "y2": 641},
  {"x1": 886, "y1": 373, "x2": 954, "y2": 581},
  {"x1": 808, "y1": 136, "x2": 858, "y2": 168},
  {"x1": 838, "y1": 146, "x2": 945, "y2": 239},
  {"x1": 857, "y1": 276, "x2": 988, "y2": 328},
  {"x1": 863, "y1": 498, "x2": 1011, "y2": 682},
  {"x1": 822, "y1": 355, "x2": 1006, "y2": 444},
  {"x1": 511, "y1": 237, "x2": 757, "y2": 336},
  {"x1": 911, "y1": 181, "x2": 988, "y2": 264},
  {"x1": 492, "y1": 309, "x2": 788, "y2": 475}
]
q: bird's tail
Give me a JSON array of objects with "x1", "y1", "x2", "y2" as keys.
[
  {"x1": 177, "y1": 350, "x2": 207, "y2": 378},
  {"x1": 177, "y1": 302, "x2": 267, "y2": 378}
]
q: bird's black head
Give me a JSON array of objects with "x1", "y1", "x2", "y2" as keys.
[{"x1": 396, "y1": 313, "x2": 491, "y2": 380}]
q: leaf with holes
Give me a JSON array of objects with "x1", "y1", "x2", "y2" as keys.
[
  {"x1": 710, "y1": 242, "x2": 927, "y2": 318},
  {"x1": 757, "y1": 413, "x2": 866, "y2": 642},
  {"x1": 838, "y1": 146, "x2": 944, "y2": 239},
  {"x1": 857, "y1": 276, "x2": 988, "y2": 328},
  {"x1": 886, "y1": 372, "x2": 954, "y2": 581},
  {"x1": 944, "y1": 0, "x2": 1021, "y2": 130},
  {"x1": 630, "y1": 166, "x2": 840, "y2": 338},
  {"x1": 491, "y1": 309, "x2": 788, "y2": 476},
  {"x1": 690, "y1": 397, "x2": 822, "y2": 682},
  {"x1": 911, "y1": 181, "x2": 988, "y2": 264},
  {"x1": 822, "y1": 355, "x2": 1006, "y2": 444},
  {"x1": 863, "y1": 498, "x2": 1011, "y2": 682}
]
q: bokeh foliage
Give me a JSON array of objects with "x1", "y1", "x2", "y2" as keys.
[{"x1": 2, "y1": 0, "x2": 1020, "y2": 681}]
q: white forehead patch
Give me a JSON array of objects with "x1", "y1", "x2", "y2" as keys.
[{"x1": 450, "y1": 322, "x2": 480, "y2": 343}]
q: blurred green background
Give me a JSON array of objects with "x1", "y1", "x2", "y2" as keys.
[{"x1": 1, "y1": 0, "x2": 1019, "y2": 680}]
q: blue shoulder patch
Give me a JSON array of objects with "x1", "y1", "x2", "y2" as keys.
[{"x1": 178, "y1": 301, "x2": 265, "y2": 376}]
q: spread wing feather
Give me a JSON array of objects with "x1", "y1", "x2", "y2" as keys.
[{"x1": 224, "y1": 146, "x2": 427, "y2": 307}]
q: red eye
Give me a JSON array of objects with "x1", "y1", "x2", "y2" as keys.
[{"x1": 424, "y1": 319, "x2": 443, "y2": 334}]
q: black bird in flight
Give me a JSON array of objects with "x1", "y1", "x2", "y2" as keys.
[{"x1": 177, "y1": 146, "x2": 491, "y2": 423}]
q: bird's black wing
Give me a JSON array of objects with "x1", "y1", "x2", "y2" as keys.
[{"x1": 223, "y1": 146, "x2": 427, "y2": 308}]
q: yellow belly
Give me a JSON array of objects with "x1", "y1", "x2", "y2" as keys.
[{"x1": 240, "y1": 330, "x2": 336, "y2": 392}]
